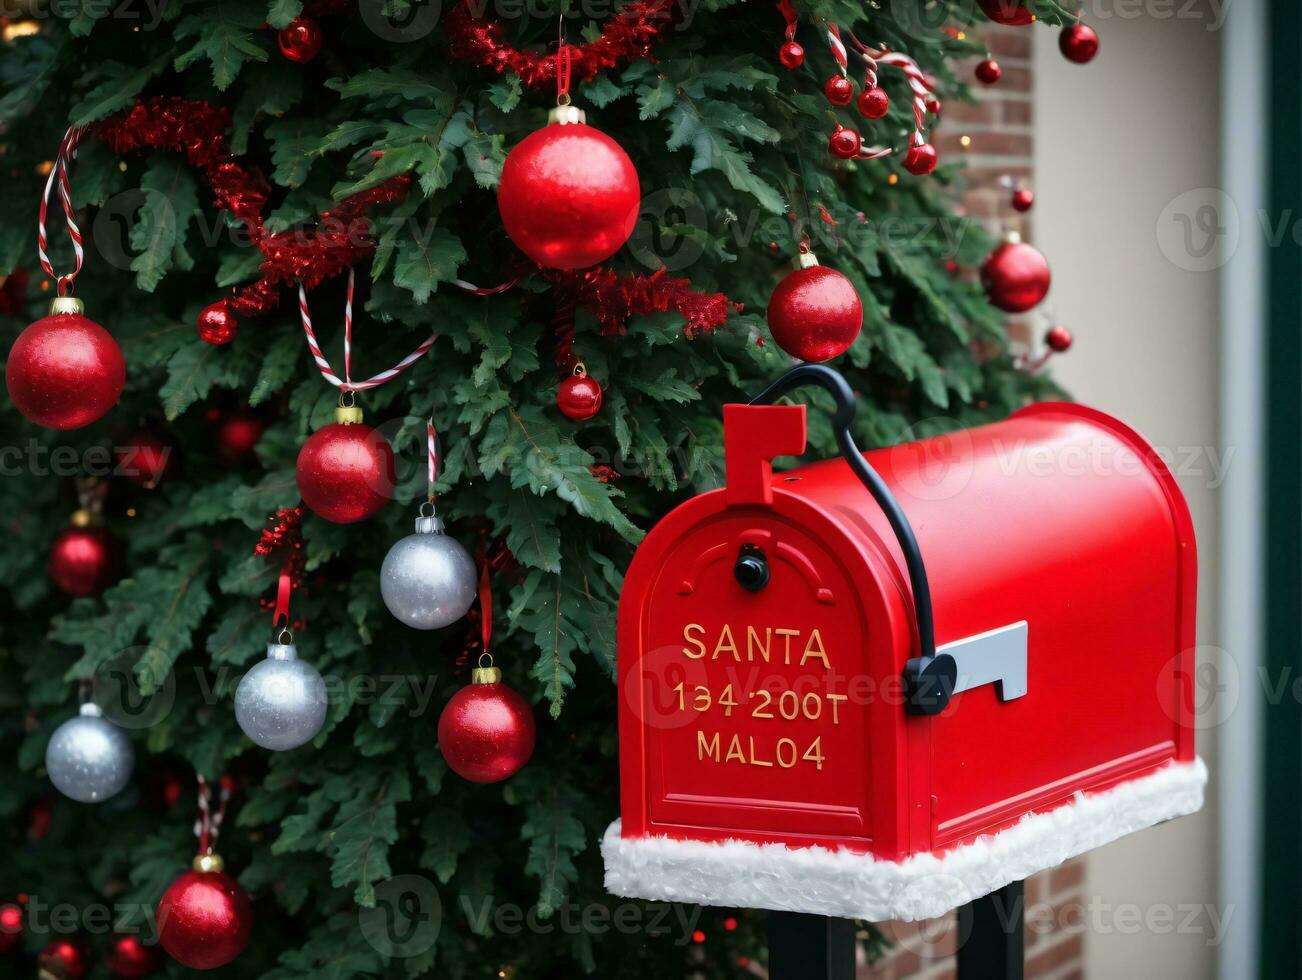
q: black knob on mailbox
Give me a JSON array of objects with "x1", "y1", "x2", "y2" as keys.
[{"x1": 734, "y1": 546, "x2": 770, "y2": 592}]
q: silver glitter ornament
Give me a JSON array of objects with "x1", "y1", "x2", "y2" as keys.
[
  {"x1": 234, "y1": 641, "x2": 328, "y2": 751},
  {"x1": 46, "y1": 702, "x2": 134, "y2": 803},
  {"x1": 381, "y1": 513, "x2": 477, "y2": 630}
]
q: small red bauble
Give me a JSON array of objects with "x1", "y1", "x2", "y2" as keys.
[
  {"x1": 828, "y1": 125, "x2": 861, "y2": 160},
  {"x1": 197, "y1": 302, "x2": 238, "y2": 345},
  {"x1": 981, "y1": 239, "x2": 1052, "y2": 313},
  {"x1": 857, "y1": 86, "x2": 890, "y2": 119},
  {"x1": 1045, "y1": 325, "x2": 1074, "y2": 353},
  {"x1": 823, "y1": 76, "x2": 854, "y2": 107},
  {"x1": 1011, "y1": 188, "x2": 1034, "y2": 212},
  {"x1": 215, "y1": 413, "x2": 265, "y2": 463},
  {"x1": 49, "y1": 522, "x2": 120, "y2": 597},
  {"x1": 7, "y1": 299, "x2": 124, "y2": 430},
  {"x1": 926, "y1": 96, "x2": 942, "y2": 116},
  {"x1": 157, "y1": 858, "x2": 251, "y2": 971},
  {"x1": 295, "y1": 408, "x2": 395, "y2": 524},
  {"x1": 106, "y1": 935, "x2": 164, "y2": 979},
  {"x1": 975, "y1": 58, "x2": 1002, "y2": 84},
  {"x1": 0, "y1": 904, "x2": 22, "y2": 953},
  {"x1": 1059, "y1": 23, "x2": 1100, "y2": 64},
  {"x1": 777, "y1": 40, "x2": 804, "y2": 69},
  {"x1": 116, "y1": 433, "x2": 177, "y2": 488},
  {"x1": 278, "y1": 16, "x2": 323, "y2": 63},
  {"x1": 978, "y1": 0, "x2": 1034, "y2": 26},
  {"x1": 438, "y1": 666, "x2": 536, "y2": 783},
  {"x1": 556, "y1": 365, "x2": 603, "y2": 421},
  {"x1": 766, "y1": 254, "x2": 863, "y2": 363},
  {"x1": 498, "y1": 109, "x2": 640, "y2": 270},
  {"x1": 904, "y1": 143, "x2": 938, "y2": 176},
  {"x1": 38, "y1": 939, "x2": 89, "y2": 980}
]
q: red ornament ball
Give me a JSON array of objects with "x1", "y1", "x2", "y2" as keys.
[
  {"x1": 904, "y1": 142, "x2": 938, "y2": 176},
  {"x1": 828, "y1": 125, "x2": 861, "y2": 160},
  {"x1": 926, "y1": 96, "x2": 942, "y2": 116},
  {"x1": 278, "y1": 16, "x2": 323, "y2": 63},
  {"x1": 498, "y1": 118, "x2": 640, "y2": 270},
  {"x1": 981, "y1": 240, "x2": 1052, "y2": 313},
  {"x1": 197, "y1": 302, "x2": 238, "y2": 345},
  {"x1": 49, "y1": 525, "x2": 120, "y2": 597},
  {"x1": 975, "y1": 58, "x2": 1002, "y2": 84},
  {"x1": 157, "y1": 866, "x2": 251, "y2": 970},
  {"x1": 39, "y1": 939, "x2": 89, "y2": 980},
  {"x1": 1045, "y1": 325, "x2": 1074, "y2": 353},
  {"x1": 115, "y1": 433, "x2": 177, "y2": 488},
  {"x1": 7, "y1": 306, "x2": 125, "y2": 430},
  {"x1": 767, "y1": 261, "x2": 863, "y2": 363},
  {"x1": 1011, "y1": 187, "x2": 1035, "y2": 212},
  {"x1": 857, "y1": 86, "x2": 890, "y2": 119},
  {"x1": 438, "y1": 676, "x2": 536, "y2": 783},
  {"x1": 777, "y1": 40, "x2": 804, "y2": 69},
  {"x1": 823, "y1": 75, "x2": 854, "y2": 106},
  {"x1": 295, "y1": 419, "x2": 395, "y2": 524},
  {"x1": 1059, "y1": 22, "x2": 1100, "y2": 64},
  {"x1": 978, "y1": 0, "x2": 1034, "y2": 26},
  {"x1": 0, "y1": 904, "x2": 22, "y2": 953},
  {"x1": 215, "y1": 413, "x2": 265, "y2": 463},
  {"x1": 106, "y1": 935, "x2": 164, "y2": 979},
  {"x1": 556, "y1": 367, "x2": 603, "y2": 421}
]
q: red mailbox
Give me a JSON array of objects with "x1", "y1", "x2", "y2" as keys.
[{"x1": 603, "y1": 366, "x2": 1206, "y2": 922}]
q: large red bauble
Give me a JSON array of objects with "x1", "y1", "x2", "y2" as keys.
[
  {"x1": 278, "y1": 16, "x2": 323, "y2": 63},
  {"x1": 904, "y1": 142, "x2": 938, "y2": 176},
  {"x1": 981, "y1": 241, "x2": 1052, "y2": 313},
  {"x1": 1059, "y1": 23, "x2": 1100, "y2": 64},
  {"x1": 498, "y1": 119, "x2": 640, "y2": 270},
  {"x1": 156, "y1": 869, "x2": 251, "y2": 970},
  {"x1": 49, "y1": 526, "x2": 120, "y2": 597},
  {"x1": 106, "y1": 934, "x2": 164, "y2": 979},
  {"x1": 767, "y1": 264, "x2": 863, "y2": 363},
  {"x1": 295, "y1": 422, "x2": 395, "y2": 523},
  {"x1": 438, "y1": 680, "x2": 536, "y2": 783},
  {"x1": 7, "y1": 311, "x2": 124, "y2": 429},
  {"x1": 0, "y1": 904, "x2": 22, "y2": 953},
  {"x1": 116, "y1": 433, "x2": 177, "y2": 488},
  {"x1": 38, "y1": 939, "x2": 89, "y2": 980},
  {"x1": 556, "y1": 371, "x2": 603, "y2": 421},
  {"x1": 978, "y1": 0, "x2": 1034, "y2": 26}
]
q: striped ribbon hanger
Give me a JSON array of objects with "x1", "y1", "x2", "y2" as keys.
[
  {"x1": 37, "y1": 126, "x2": 87, "y2": 296},
  {"x1": 194, "y1": 774, "x2": 232, "y2": 857}
]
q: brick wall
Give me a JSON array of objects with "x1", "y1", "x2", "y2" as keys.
[{"x1": 860, "y1": 26, "x2": 1086, "y2": 980}]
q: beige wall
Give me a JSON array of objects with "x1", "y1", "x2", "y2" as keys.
[{"x1": 1033, "y1": 10, "x2": 1222, "y2": 980}]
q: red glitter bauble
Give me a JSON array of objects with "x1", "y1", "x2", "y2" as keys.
[
  {"x1": 278, "y1": 16, "x2": 323, "y2": 63},
  {"x1": 0, "y1": 904, "x2": 22, "y2": 953},
  {"x1": 106, "y1": 934, "x2": 164, "y2": 979},
  {"x1": 1059, "y1": 23, "x2": 1099, "y2": 64},
  {"x1": 904, "y1": 143, "x2": 938, "y2": 176},
  {"x1": 215, "y1": 414, "x2": 265, "y2": 463},
  {"x1": 777, "y1": 40, "x2": 804, "y2": 69},
  {"x1": 556, "y1": 369, "x2": 603, "y2": 421},
  {"x1": 828, "y1": 125, "x2": 861, "y2": 160},
  {"x1": 438, "y1": 678, "x2": 536, "y2": 784},
  {"x1": 823, "y1": 75, "x2": 854, "y2": 106},
  {"x1": 981, "y1": 241, "x2": 1052, "y2": 313},
  {"x1": 115, "y1": 433, "x2": 177, "y2": 488},
  {"x1": 6, "y1": 309, "x2": 125, "y2": 430},
  {"x1": 38, "y1": 939, "x2": 89, "y2": 980},
  {"x1": 295, "y1": 421, "x2": 395, "y2": 524},
  {"x1": 975, "y1": 58, "x2": 1002, "y2": 84},
  {"x1": 1012, "y1": 188, "x2": 1034, "y2": 212},
  {"x1": 766, "y1": 262, "x2": 863, "y2": 363},
  {"x1": 1045, "y1": 325, "x2": 1074, "y2": 353},
  {"x1": 857, "y1": 86, "x2": 889, "y2": 119},
  {"x1": 48, "y1": 526, "x2": 120, "y2": 597},
  {"x1": 978, "y1": 0, "x2": 1034, "y2": 26},
  {"x1": 156, "y1": 868, "x2": 251, "y2": 971},
  {"x1": 197, "y1": 302, "x2": 238, "y2": 345},
  {"x1": 498, "y1": 119, "x2": 640, "y2": 270}
]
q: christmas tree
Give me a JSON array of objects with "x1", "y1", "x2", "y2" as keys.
[{"x1": 0, "y1": 0, "x2": 1074, "y2": 976}]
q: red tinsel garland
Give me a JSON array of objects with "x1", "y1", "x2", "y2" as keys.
[
  {"x1": 547, "y1": 266, "x2": 739, "y2": 338},
  {"x1": 445, "y1": 0, "x2": 677, "y2": 90},
  {"x1": 253, "y1": 506, "x2": 305, "y2": 591}
]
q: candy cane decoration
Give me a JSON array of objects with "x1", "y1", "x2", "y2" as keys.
[
  {"x1": 37, "y1": 126, "x2": 87, "y2": 295},
  {"x1": 826, "y1": 22, "x2": 848, "y2": 76},
  {"x1": 828, "y1": 28, "x2": 937, "y2": 162},
  {"x1": 194, "y1": 774, "x2": 232, "y2": 856},
  {"x1": 427, "y1": 418, "x2": 440, "y2": 501},
  {"x1": 297, "y1": 269, "x2": 438, "y2": 392}
]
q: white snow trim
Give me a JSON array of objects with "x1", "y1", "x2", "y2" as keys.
[{"x1": 602, "y1": 757, "x2": 1206, "y2": 922}]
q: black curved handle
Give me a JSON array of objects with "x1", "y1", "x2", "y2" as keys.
[{"x1": 750, "y1": 364, "x2": 953, "y2": 715}]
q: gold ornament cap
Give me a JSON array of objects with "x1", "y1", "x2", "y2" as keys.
[
  {"x1": 193, "y1": 852, "x2": 225, "y2": 874},
  {"x1": 548, "y1": 104, "x2": 587, "y2": 126},
  {"x1": 334, "y1": 404, "x2": 364, "y2": 425},
  {"x1": 795, "y1": 249, "x2": 820, "y2": 270},
  {"x1": 69, "y1": 508, "x2": 93, "y2": 528},
  {"x1": 471, "y1": 654, "x2": 502, "y2": 685},
  {"x1": 1003, "y1": 229, "x2": 1023, "y2": 245},
  {"x1": 49, "y1": 296, "x2": 84, "y2": 316}
]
